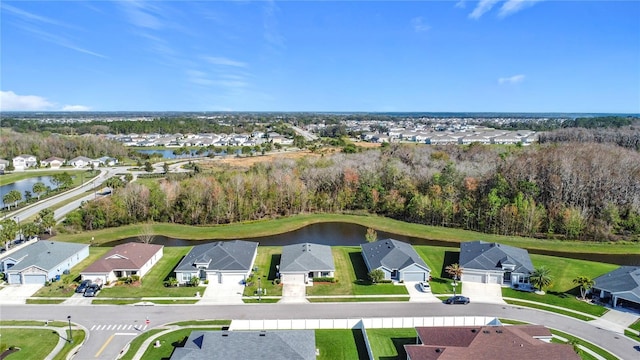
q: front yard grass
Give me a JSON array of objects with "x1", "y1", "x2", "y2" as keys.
[
  {"x1": 504, "y1": 299, "x2": 595, "y2": 321},
  {"x1": 414, "y1": 245, "x2": 461, "y2": 294},
  {"x1": 630, "y1": 319, "x2": 640, "y2": 332},
  {"x1": 138, "y1": 327, "x2": 222, "y2": 360},
  {"x1": 308, "y1": 297, "x2": 409, "y2": 302},
  {"x1": 316, "y1": 329, "x2": 368, "y2": 360},
  {"x1": 99, "y1": 247, "x2": 200, "y2": 298},
  {"x1": 306, "y1": 247, "x2": 408, "y2": 297},
  {"x1": 366, "y1": 328, "x2": 417, "y2": 360},
  {"x1": 0, "y1": 328, "x2": 61, "y2": 360},
  {"x1": 243, "y1": 246, "x2": 283, "y2": 297}
]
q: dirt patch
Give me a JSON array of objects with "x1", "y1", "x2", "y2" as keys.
[
  {"x1": 199, "y1": 150, "x2": 323, "y2": 169},
  {"x1": 353, "y1": 141, "x2": 381, "y2": 148},
  {"x1": 0, "y1": 347, "x2": 20, "y2": 359}
]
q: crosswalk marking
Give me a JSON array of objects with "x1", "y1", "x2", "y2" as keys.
[{"x1": 89, "y1": 324, "x2": 148, "y2": 331}]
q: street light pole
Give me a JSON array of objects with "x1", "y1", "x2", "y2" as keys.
[
  {"x1": 67, "y1": 315, "x2": 73, "y2": 343},
  {"x1": 258, "y1": 277, "x2": 261, "y2": 302}
]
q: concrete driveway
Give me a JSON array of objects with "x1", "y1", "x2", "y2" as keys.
[
  {"x1": 461, "y1": 282, "x2": 505, "y2": 304},
  {"x1": 404, "y1": 282, "x2": 441, "y2": 303},
  {"x1": 62, "y1": 292, "x2": 94, "y2": 305},
  {"x1": 198, "y1": 282, "x2": 245, "y2": 304},
  {"x1": 0, "y1": 284, "x2": 43, "y2": 304},
  {"x1": 279, "y1": 283, "x2": 307, "y2": 303}
]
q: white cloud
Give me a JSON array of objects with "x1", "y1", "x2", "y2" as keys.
[
  {"x1": 469, "y1": 0, "x2": 500, "y2": 19},
  {"x1": 455, "y1": 1, "x2": 467, "y2": 9},
  {"x1": 203, "y1": 56, "x2": 247, "y2": 68},
  {"x1": 498, "y1": 0, "x2": 544, "y2": 18},
  {"x1": 119, "y1": 0, "x2": 163, "y2": 30},
  {"x1": 62, "y1": 105, "x2": 91, "y2": 111},
  {"x1": 410, "y1": 17, "x2": 431, "y2": 33},
  {"x1": 498, "y1": 74, "x2": 526, "y2": 84},
  {"x1": 263, "y1": 0, "x2": 285, "y2": 49},
  {"x1": 0, "y1": 91, "x2": 55, "y2": 111}
]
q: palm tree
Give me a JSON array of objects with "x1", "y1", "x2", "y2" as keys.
[
  {"x1": 3, "y1": 190, "x2": 22, "y2": 210},
  {"x1": 572, "y1": 276, "x2": 595, "y2": 300},
  {"x1": 445, "y1": 263, "x2": 464, "y2": 285},
  {"x1": 32, "y1": 182, "x2": 47, "y2": 200},
  {"x1": 529, "y1": 266, "x2": 553, "y2": 293}
]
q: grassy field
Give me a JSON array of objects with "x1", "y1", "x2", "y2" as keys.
[
  {"x1": 306, "y1": 247, "x2": 408, "y2": 296},
  {"x1": 366, "y1": 328, "x2": 417, "y2": 360},
  {"x1": 316, "y1": 329, "x2": 367, "y2": 360},
  {"x1": 308, "y1": 297, "x2": 409, "y2": 302},
  {"x1": 51, "y1": 213, "x2": 640, "y2": 255},
  {"x1": 0, "y1": 328, "x2": 61, "y2": 359},
  {"x1": 414, "y1": 245, "x2": 461, "y2": 294},
  {"x1": 118, "y1": 329, "x2": 165, "y2": 360},
  {"x1": 99, "y1": 247, "x2": 200, "y2": 298}
]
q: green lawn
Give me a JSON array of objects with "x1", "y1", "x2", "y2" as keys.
[
  {"x1": 550, "y1": 329, "x2": 618, "y2": 360},
  {"x1": 366, "y1": 328, "x2": 417, "y2": 360},
  {"x1": 316, "y1": 329, "x2": 368, "y2": 360},
  {"x1": 414, "y1": 245, "x2": 461, "y2": 294},
  {"x1": 118, "y1": 329, "x2": 165, "y2": 360},
  {"x1": 630, "y1": 319, "x2": 640, "y2": 332},
  {"x1": 51, "y1": 213, "x2": 640, "y2": 255},
  {"x1": 138, "y1": 328, "x2": 222, "y2": 360},
  {"x1": 308, "y1": 297, "x2": 409, "y2": 302},
  {"x1": 99, "y1": 247, "x2": 200, "y2": 297},
  {"x1": 243, "y1": 246, "x2": 283, "y2": 297},
  {"x1": 504, "y1": 299, "x2": 595, "y2": 321},
  {"x1": 166, "y1": 320, "x2": 231, "y2": 326},
  {"x1": 0, "y1": 169, "x2": 88, "y2": 186},
  {"x1": 0, "y1": 328, "x2": 61, "y2": 359},
  {"x1": 34, "y1": 247, "x2": 111, "y2": 298}
]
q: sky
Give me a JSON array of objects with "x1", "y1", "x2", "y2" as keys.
[{"x1": 1, "y1": 0, "x2": 639, "y2": 113}]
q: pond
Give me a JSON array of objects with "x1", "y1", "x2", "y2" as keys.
[
  {"x1": 0, "y1": 176, "x2": 58, "y2": 207},
  {"x1": 101, "y1": 222, "x2": 640, "y2": 266}
]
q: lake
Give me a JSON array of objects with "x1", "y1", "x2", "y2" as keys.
[
  {"x1": 0, "y1": 176, "x2": 58, "y2": 207},
  {"x1": 101, "y1": 222, "x2": 640, "y2": 266}
]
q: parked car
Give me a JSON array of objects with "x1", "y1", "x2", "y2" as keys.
[
  {"x1": 445, "y1": 295, "x2": 470, "y2": 305},
  {"x1": 83, "y1": 284, "x2": 100, "y2": 297},
  {"x1": 418, "y1": 281, "x2": 431, "y2": 292},
  {"x1": 76, "y1": 280, "x2": 92, "y2": 293}
]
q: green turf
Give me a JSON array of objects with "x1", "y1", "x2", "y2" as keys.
[
  {"x1": 242, "y1": 246, "x2": 283, "y2": 297},
  {"x1": 118, "y1": 329, "x2": 165, "y2": 360},
  {"x1": 308, "y1": 297, "x2": 409, "y2": 302},
  {"x1": 0, "y1": 328, "x2": 61, "y2": 360},
  {"x1": 629, "y1": 319, "x2": 640, "y2": 332},
  {"x1": 25, "y1": 299, "x2": 65, "y2": 304},
  {"x1": 166, "y1": 320, "x2": 231, "y2": 326},
  {"x1": 366, "y1": 328, "x2": 417, "y2": 360},
  {"x1": 138, "y1": 328, "x2": 221, "y2": 360},
  {"x1": 505, "y1": 300, "x2": 595, "y2": 321},
  {"x1": 414, "y1": 245, "x2": 462, "y2": 294},
  {"x1": 0, "y1": 321, "x2": 66, "y2": 327},
  {"x1": 316, "y1": 329, "x2": 366, "y2": 360}
]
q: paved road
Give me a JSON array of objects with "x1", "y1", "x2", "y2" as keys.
[
  {"x1": 289, "y1": 124, "x2": 318, "y2": 141},
  {"x1": 1, "y1": 302, "x2": 638, "y2": 360}
]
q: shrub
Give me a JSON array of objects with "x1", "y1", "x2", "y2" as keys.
[
  {"x1": 312, "y1": 277, "x2": 336, "y2": 283},
  {"x1": 368, "y1": 269, "x2": 385, "y2": 283},
  {"x1": 273, "y1": 278, "x2": 281, "y2": 285},
  {"x1": 164, "y1": 277, "x2": 178, "y2": 287},
  {"x1": 378, "y1": 279, "x2": 393, "y2": 284},
  {"x1": 189, "y1": 277, "x2": 200, "y2": 287},
  {"x1": 204, "y1": 280, "x2": 209, "y2": 284},
  {"x1": 131, "y1": 275, "x2": 140, "y2": 282}
]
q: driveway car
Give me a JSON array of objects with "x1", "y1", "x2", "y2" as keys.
[
  {"x1": 76, "y1": 280, "x2": 92, "y2": 293},
  {"x1": 418, "y1": 281, "x2": 431, "y2": 292},
  {"x1": 83, "y1": 284, "x2": 100, "y2": 297},
  {"x1": 445, "y1": 295, "x2": 470, "y2": 304}
]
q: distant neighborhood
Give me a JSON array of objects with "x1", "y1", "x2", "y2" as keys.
[{"x1": 0, "y1": 154, "x2": 118, "y2": 172}]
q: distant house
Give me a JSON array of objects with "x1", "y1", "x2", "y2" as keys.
[
  {"x1": 0, "y1": 159, "x2": 9, "y2": 170},
  {"x1": 404, "y1": 325, "x2": 580, "y2": 360},
  {"x1": 174, "y1": 240, "x2": 258, "y2": 285},
  {"x1": 360, "y1": 239, "x2": 430, "y2": 282},
  {"x1": 12, "y1": 154, "x2": 37, "y2": 171},
  {"x1": 1, "y1": 240, "x2": 89, "y2": 285},
  {"x1": 592, "y1": 266, "x2": 640, "y2": 310},
  {"x1": 459, "y1": 241, "x2": 534, "y2": 285},
  {"x1": 96, "y1": 156, "x2": 118, "y2": 167},
  {"x1": 80, "y1": 243, "x2": 164, "y2": 285},
  {"x1": 68, "y1": 156, "x2": 94, "y2": 168},
  {"x1": 170, "y1": 330, "x2": 316, "y2": 360},
  {"x1": 279, "y1": 243, "x2": 335, "y2": 285},
  {"x1": 41, "y1": 157, "x2": 65, "y2": 169}
]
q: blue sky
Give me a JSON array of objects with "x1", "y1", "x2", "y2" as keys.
[{"x1": 1, "y1": 0, "x2": 639, "y2": 113}]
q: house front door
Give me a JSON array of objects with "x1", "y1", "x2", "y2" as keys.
[
  {"x1": 503, "y1": 271, "x2": 512, "y2": 283},
  {"x1": 199, "y1": 269, "x2": 206, "y2": 280}
]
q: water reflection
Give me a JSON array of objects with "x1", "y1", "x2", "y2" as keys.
[
  {"x1": 101, "y1": 222, "x2": 640, "y2": 266},
  {"x1": 1, "y1": 176, "x2": 57, "y2": 207}
]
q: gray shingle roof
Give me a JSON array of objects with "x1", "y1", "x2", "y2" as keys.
[
  {"x1": 459, "y1": 241, "x2": 534, "y2": 274},
  {"x1": 4, "y1": 240, "x2": 88, "y2": 272},
  {"x1": 360, "y1": 239, "x2": 430, "y2": 271},
  {"x1": 175, "y1": 240, "x2": 258, "y2": 272},
  {"x1": 594, "y1": 266, "x2": 640, "y2": 304},
  {"x1": 170, "y1": 330, "x2": 316, "y2": 360},
  {"x1": 280, "y1": 243, "x2": 335, "y2": 273}
]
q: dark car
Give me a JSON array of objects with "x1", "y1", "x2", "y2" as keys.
[
  {"x1": 76, "y1": 280, "x2": 92, "y2": 293},
  {"x1": 445, "y1": 295, "x2": 470, "y2": 305},
  {"x1": 83, "y1": 284, "x2": 100, "y2": 297}
]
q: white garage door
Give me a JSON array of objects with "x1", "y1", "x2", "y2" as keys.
[
  {"x1": 462, "y1": 273, "x2": 483, "y2": 283},
  {"x1": 281, "y1": 273, "x2": 305, "y2": 284},
  {"x1": 487, "y1": 275, "x2": 502, "y2": 285},
  {"x1": 403, "y1": 272, "x2": 426, "y2": 282},
  {"x1": 221, "y1": 274, "x2": 246, "y2": 285},
  {"x1": 8, "y1": 274, "x2": 21, "y2": 284},
  {"x1": 24, "y1": 274, "x2": 47, "y2": 285}
]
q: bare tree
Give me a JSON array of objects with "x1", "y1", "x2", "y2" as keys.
[{"x1": 137, "y1": 223, "x2": 155, "y2": 244}]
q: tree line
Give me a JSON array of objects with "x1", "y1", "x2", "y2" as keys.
[{"x1": 64, "y1": 142, "x2": 640, "y2": 242}]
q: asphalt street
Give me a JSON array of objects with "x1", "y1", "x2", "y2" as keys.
[{"x1": 1, "y1": 302, "x2": 638, "y2": 360}]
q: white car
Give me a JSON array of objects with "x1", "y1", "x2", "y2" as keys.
[{"x1": 419, "y1": 281, "x2": 431, "y2": 292}]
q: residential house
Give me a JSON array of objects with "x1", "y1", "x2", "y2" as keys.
[
  {"x1": 80, "y1": 243, "x2": 164, "y2": 285},
  {"x1": 174, "y1": 240, "x2": 258, "y2": 285},
  {"x1": 1, "y1": 240, "x2": 89, "y2": 284},
  {"x1": 279, "y1": 243, "x2": 335, "y2": 284},
  {"x1": 0, "y1": 159, "x2": 9, "y2": 170},
  {"x1": 404, "y1": 325, "x2": 580, "y2": 360},
  {"x1": 459, "y1": 241, "x2": 534, "y2": 286},
  {"x1": 96, "y1": 156, "x2": 118, "y2": 167},
  {"x1": 170, "y1": 330, "x2": 316, "y2": 360},
  {"x1": 12, "y1": 154, "x2": 37, "y2": 171},
  {"x1": 41, "y1": 157, "x2": 65, "y2": 169},
  {"x1": 68, "y1": 156, "x2": 94, "y2": 168},
  {"x1": 360, "y1": 239, "x2": 430, "y2": 282},
  {"x1": 592, "y1": 266, "x2": 640, "y2": 310}
]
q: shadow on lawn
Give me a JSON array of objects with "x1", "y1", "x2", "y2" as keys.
[
  {"x1": 440, "y1": 251, "x2": 460, "y2": 277},
  {"x1": 379, "y1": 337, "x2": 417, "y2": 360},
  {"x1": 352, "y1": 329, "x2": 370, "y2": 360},
  {"x1": 268, "y1": 254, "x2": 281, "y2": 280},
  {"x1": 164, "y1": 256, "x2": 186, "y2": 281},
  {"x1": 348, "y1": 251, "x2": 374, "y2": 285}
]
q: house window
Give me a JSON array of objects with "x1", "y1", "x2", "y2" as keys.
[
  {"x1": 321, "y1": 272, "x2": 330, "y2": 277},
  {"x1": 183, "y1": 273, "x2": 192, "y2": 281}
]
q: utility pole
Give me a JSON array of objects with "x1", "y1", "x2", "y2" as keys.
[{"x1": 67, "y1": 315, "x2": 73, "y2": 343}]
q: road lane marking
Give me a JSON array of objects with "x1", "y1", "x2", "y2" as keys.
[
  {"x1": 115, "y1": 333, "x2": 138, "y2": 336},
  {"x1": 95, "y1": 333, "x2": 115, "y2": 358},
  {"x1": 90, "y1": 325, "x2": 96, "y2": 330}
]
